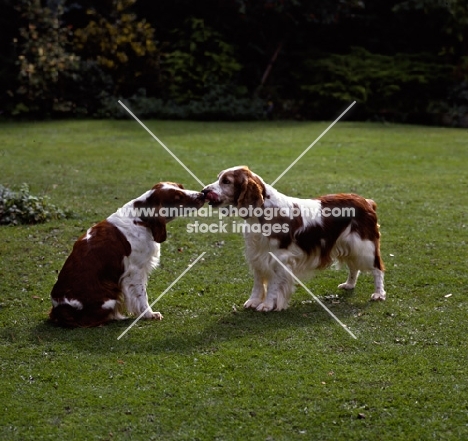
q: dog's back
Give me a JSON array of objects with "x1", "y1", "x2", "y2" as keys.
[{"x1": 49, "y1": 220, "x2": 131, "y2": 327}]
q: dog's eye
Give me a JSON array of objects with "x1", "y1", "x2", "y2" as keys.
[{"x1": 222, "y1": 178, "x2": 231, "y2": 185}]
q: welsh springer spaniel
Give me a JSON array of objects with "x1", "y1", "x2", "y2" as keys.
[
  {"x1": 202, "y1": 166, "x2": 386, "y2": 312},
  {"x1": 50, "y1": 182, "x2": 204, "y2": 327}
]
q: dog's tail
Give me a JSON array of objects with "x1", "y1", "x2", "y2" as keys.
[{"x1": 365, "y1": 198, "x2": 384, "y2": 271}]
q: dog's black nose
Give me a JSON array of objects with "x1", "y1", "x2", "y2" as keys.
[{"x1": 201, "y1": 189, "x2": 210, "y2": 197}]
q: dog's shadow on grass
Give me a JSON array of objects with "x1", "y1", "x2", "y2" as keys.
[{"x1": 31, "y1": 292, "x2": 377, "y2": 354}]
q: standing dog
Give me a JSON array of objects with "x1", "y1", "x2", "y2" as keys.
[
  {"x1": 202, "y1": 166, "x2": 385, "y2": 311},
  {"x1": 50, "y1": 182, "x2": 204, "y2": 327}
]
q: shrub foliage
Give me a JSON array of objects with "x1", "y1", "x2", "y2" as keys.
[
  {"x1": 2, "y1": 0, "x2": 467, "y2": 123},
  {"x1": 73, "y1": 0, "x2": 160, "y2": 98},
  {"x1": 163, "y1": 18, "x2": 242, "y2": 102},
  {"x1": 297, "y1": 48, "x2": 452, "y2": 119},
  {"x1": 0, "y1": 184, "x2": 72, "y2": 226},
  {"x1": 13, "y1": 0, "x2": 79, "y2": 116}
]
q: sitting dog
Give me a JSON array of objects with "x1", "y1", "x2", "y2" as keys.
[
  {"x1": 50, "y1": 182, "x2": 204, "y2": 327},
  {"x1": 202, "y1": 166, "x2": 385, "y2": 311}
]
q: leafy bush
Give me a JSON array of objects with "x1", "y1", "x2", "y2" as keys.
[
  {"x1": 73, "y1": 0, "x2": 161, "y2": 97},
  {"x1": 69, "y1": 60, "x2": 116, "y2": 117},
  {"x1": 0, "y1": 184, "x2": 72, "y2": 226},
  {"x1": 164, "y1": 18, "x2": 243, "y2": 103},
  {"x1": 429, "y1": 80, "x2": 468, "y2": 127},
  {"x1": 13, "y1": 0, "x2": 79, "y2": 116},
  {"x1": 97, "y1": 86, "x2": 266, "y2": 120},
  {"x1": 182, "y1": 85, "x2": 265, "y2": 121},
  {"x1": 428, "y1": 56, "x2": 468, "y2": 127},
  {"x1": 296, "y1": 47, "x2": 452, "y2": 120}
]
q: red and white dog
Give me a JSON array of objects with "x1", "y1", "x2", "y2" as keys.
[
  {"x1": 50, "y1": 182, "x2": 204, "y2": 327},
  {"x1": 202, "y1": 166, "x2": 385, "y2": 311}
]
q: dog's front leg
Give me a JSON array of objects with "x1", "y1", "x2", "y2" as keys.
[
  {"x1": 121, "y1": 273, "x2": 163, "y2": 320},
  {"x1": 255, "y1": 267, "x2": 294, "y2": 312},
  {"x1": 244, "y1": 269, "x2": 266, "y2": 310},
  {"x1": 338, "y1": 265, "x2": 360, "y2": 290}
]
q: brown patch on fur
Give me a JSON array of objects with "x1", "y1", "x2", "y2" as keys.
[
  {"x1": 232, "y1": 167, "x2": 265, "y2": 210},
  {"x1": 49, "y1": 220, "x2": 131, "y2": 327},
  {"x1": 295, "y1": 194, "x2": 384, "y2": 270},
  {"x1": 259, "y1": 203, "x2": 304, "y2": 248}
]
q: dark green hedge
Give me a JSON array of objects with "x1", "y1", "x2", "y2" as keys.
[{"x1": 1, "y1": 0, "x2": 466, "y2": 124}]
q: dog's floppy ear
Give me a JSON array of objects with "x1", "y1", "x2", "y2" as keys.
[
  {"x1": 133, "y1": 199, "x2": 167, "y2": 243},
  {"x1": 148, "y1": 217, "x2": 167, "y2": 243},
  {"x1": 237, "y1": 174, "x2": 264, "y2": 209},
  {"x1": 133, "y1": 217, "x2": 167, "y2": 243}
]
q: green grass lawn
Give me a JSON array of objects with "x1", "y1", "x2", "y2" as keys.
[{"x1": 0, "y1": 119, "x2": 467, "y2": 440}]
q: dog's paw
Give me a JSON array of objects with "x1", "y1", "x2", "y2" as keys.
[
  {"x1": 370, "y1": 292, "x2": 386, "y2": 301},
  {"x1": 338, "y1": 282, "x2": 356, "y2": 290},
  {"x1": 244, "y1": 298, "x2": 262, "y2": 309},
  {"x1": 151, "y1": 311, "x2": 164, "y2": 320},
  {"x1": 274, "y1": 303, "x2": 288, "y2": 311},
  {"x1": 255, "y1": 302, "x2": 275, "y2": 312}
]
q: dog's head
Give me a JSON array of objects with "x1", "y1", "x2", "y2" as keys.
[
  {"x1": 133, "y1": 182, "x2": 204, "y2": 242},
  {"x1": 202, "y1": 166, "x2": 265, "y2": 210}
]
